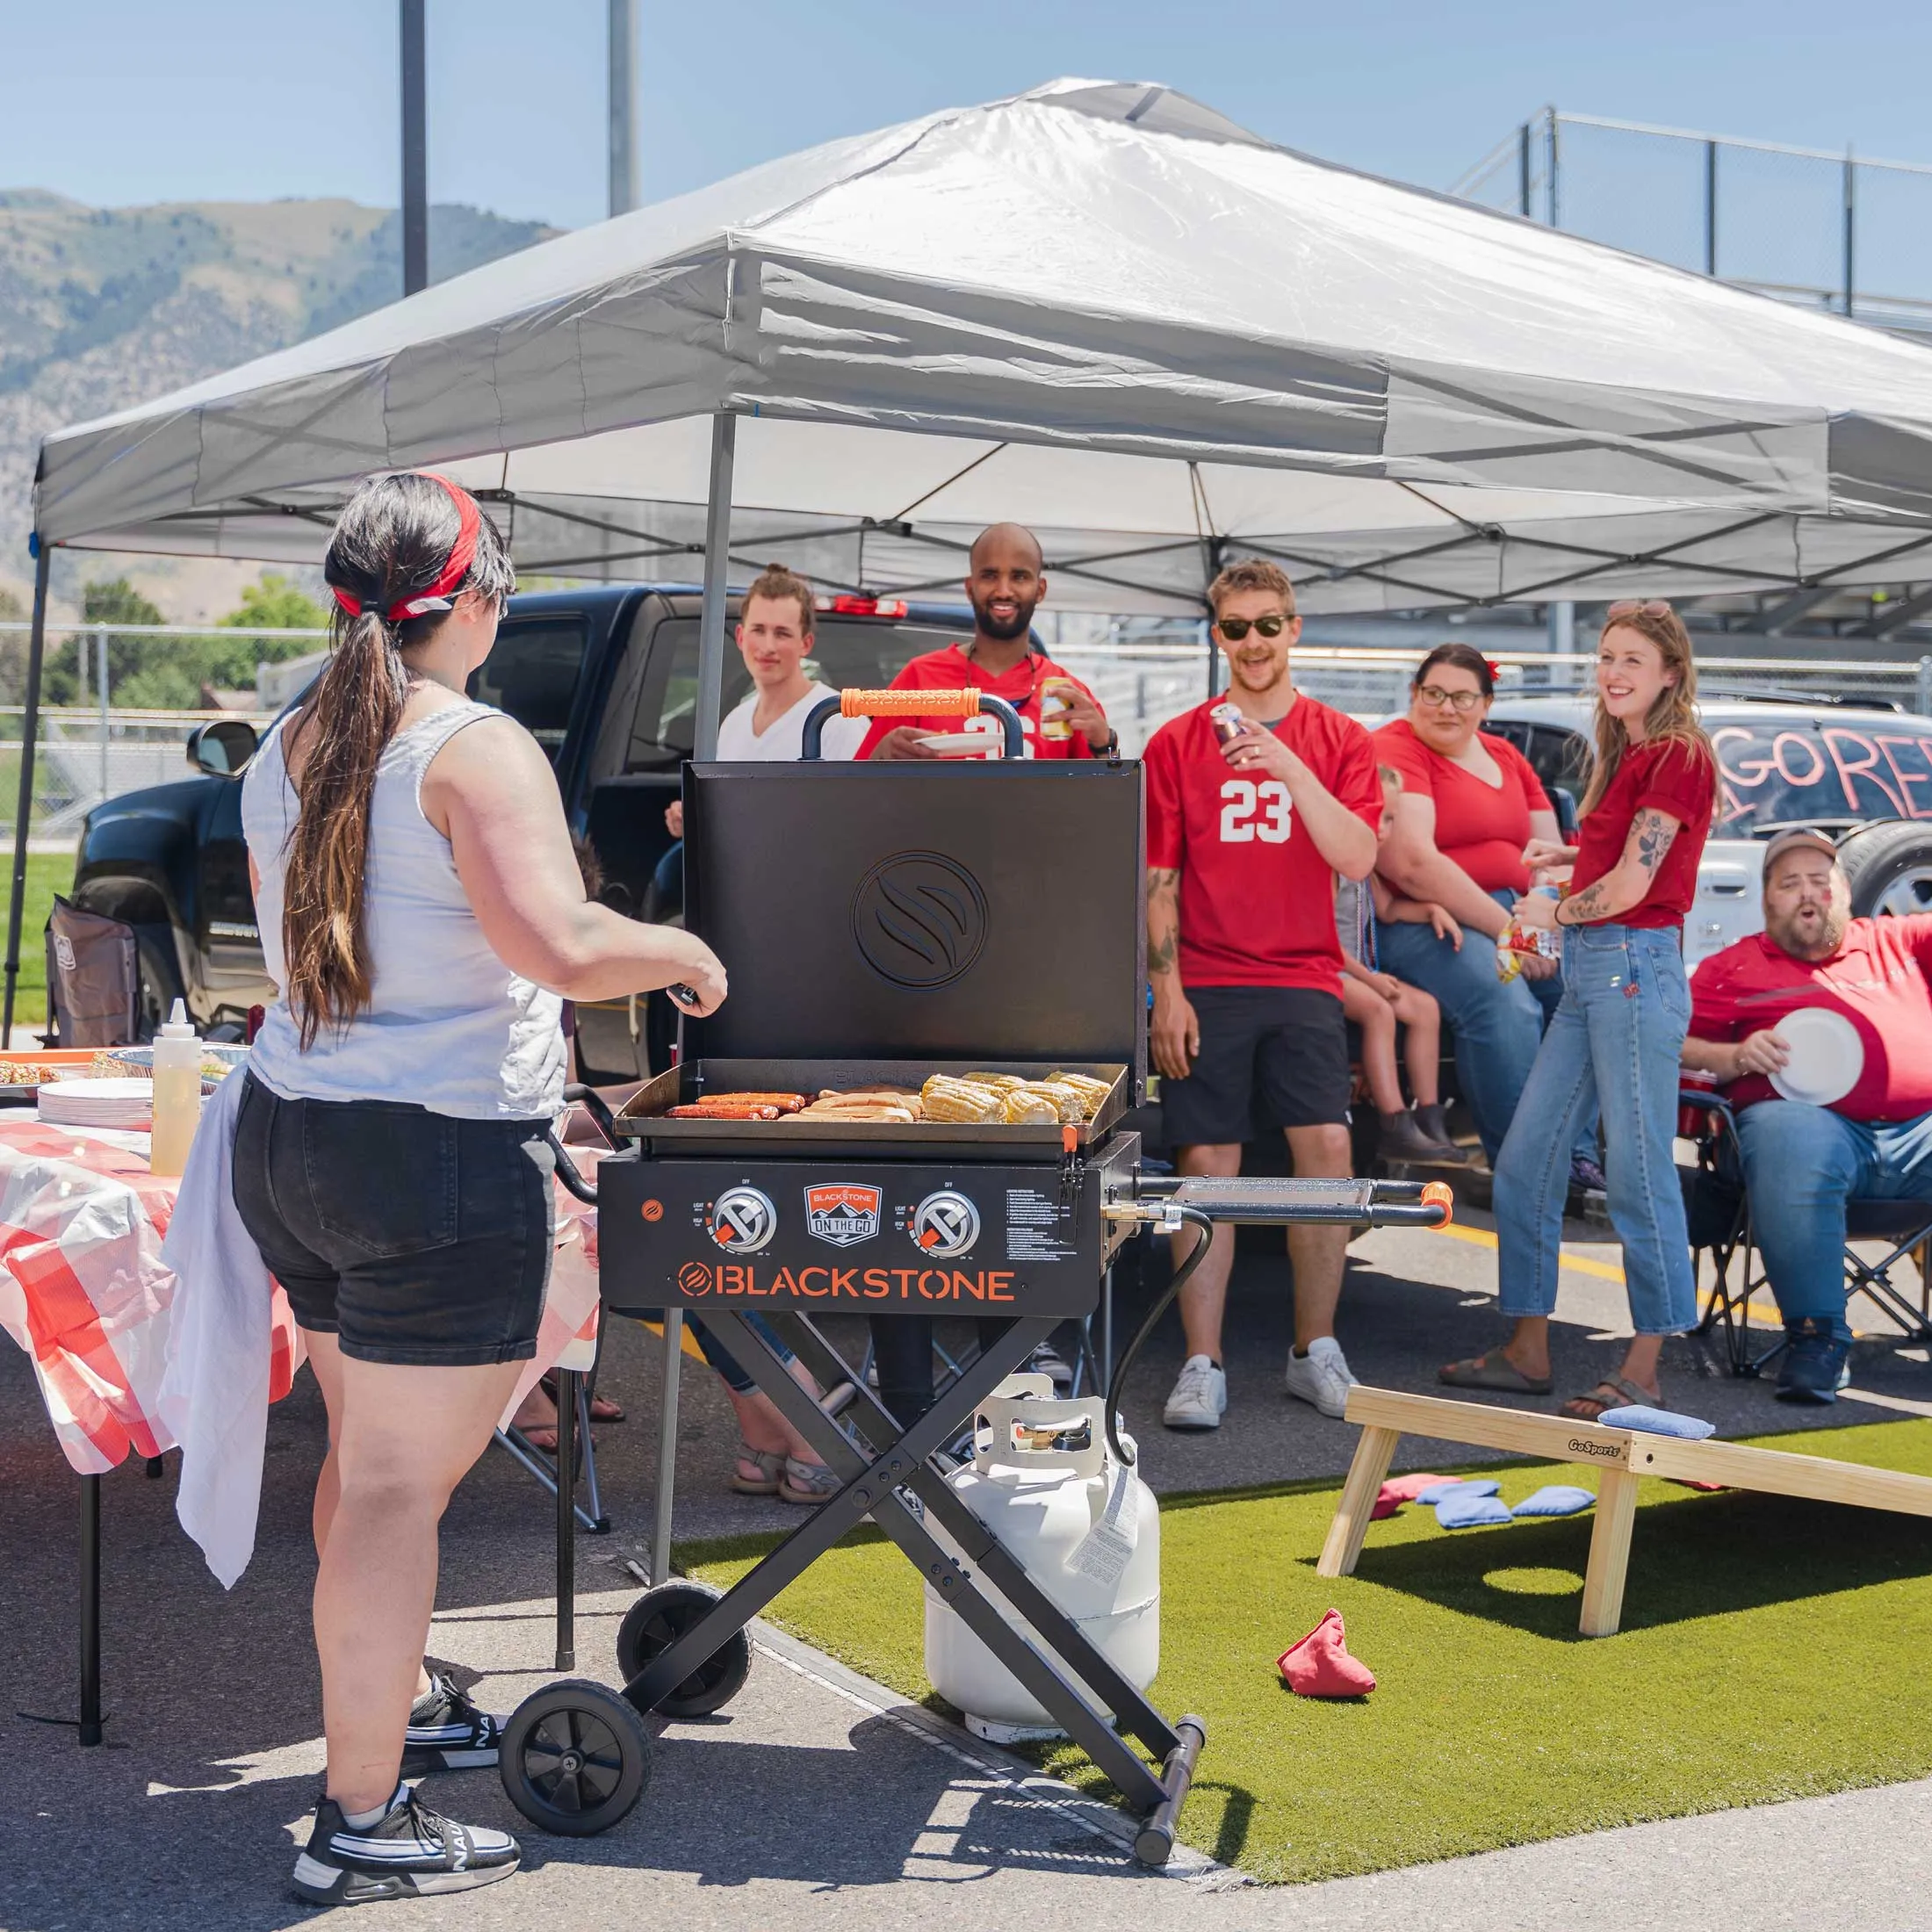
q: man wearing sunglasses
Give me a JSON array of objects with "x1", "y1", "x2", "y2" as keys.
[{"x1": 1144, "y1": 560, "x2": 1384, "y2": 1428}]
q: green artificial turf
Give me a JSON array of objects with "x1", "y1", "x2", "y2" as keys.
[
  {"x1": 6, "y1": 853, "x2": 75, "y2": 1013},
  {"x1": 682, "y1": 1417, "x2": 1932, "y2": 1885}
]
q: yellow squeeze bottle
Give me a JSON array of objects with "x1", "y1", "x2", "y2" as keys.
[{"x1": 149, "y1": 999, "x2": 203, "y2": 1177}]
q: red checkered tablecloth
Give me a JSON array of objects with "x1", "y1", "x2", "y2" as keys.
[{"x1": 0, "y1": 1114, "x2": 600, "y2": 1476}]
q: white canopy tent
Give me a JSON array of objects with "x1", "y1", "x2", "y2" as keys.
[{"x1": 21, "y1": 74, "x2": 1932, "y2": 1027}]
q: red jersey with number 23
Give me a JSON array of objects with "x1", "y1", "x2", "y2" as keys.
[{"x1": 1144, "y1": 695, "x2": 1385, "y2": 995}]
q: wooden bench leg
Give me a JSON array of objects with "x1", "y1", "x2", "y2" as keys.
[
  {"x1": 1317, "y1": 1425, "x2": 1400, "y2": 1578},
  {"x1": 1579, "y1": 1467, "x2": 1639, "y2": 1637}
]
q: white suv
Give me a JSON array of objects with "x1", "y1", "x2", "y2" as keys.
[{"x1": 1484, "y1": 694, "x2": 1932, "y2": 968}]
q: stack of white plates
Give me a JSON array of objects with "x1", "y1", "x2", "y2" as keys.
[{"x1": 39, "y1": 1078, "x2": 154, "y2": 1129}]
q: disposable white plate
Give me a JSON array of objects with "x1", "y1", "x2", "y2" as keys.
[
  {"x1": 1768, "y1": 1006, "x2": 1864, "y2": 1107},
  {"x1": 915, "y1": 732, "x2": 998, "y2": 755},
  {"x1": 38, "y1": 1078, "x2": 155, "y2": 1127}
]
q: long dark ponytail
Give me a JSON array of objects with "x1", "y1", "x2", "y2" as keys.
[{"x1": 285, "y1": 472, "x2": 514, "y2": 1046}]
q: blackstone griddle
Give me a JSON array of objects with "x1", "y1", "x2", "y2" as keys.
[{"x1": 494, "y1": 688, "x2": 1451, "y2": 1863}]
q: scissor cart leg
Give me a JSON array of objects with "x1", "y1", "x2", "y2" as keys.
[{"x1": 648, "y1": 1309, "x2": 1203, "y2": 1862}]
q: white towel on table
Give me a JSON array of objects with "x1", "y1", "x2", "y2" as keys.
[{"x1": 155, "y1": 1070, "x2": 276, "y2": 1590}]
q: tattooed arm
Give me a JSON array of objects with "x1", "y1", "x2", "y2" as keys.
[
  {"x1": 1515, "y1": 808, "x2": 1684, "y2": 930},
  {"x1": 1147, "y1": 866, "x2": 1200, "y2": 1080}
]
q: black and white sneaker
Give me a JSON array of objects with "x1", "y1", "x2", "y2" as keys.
[
  {"x1": 292, "y1": 1784, "x2": 520, "y2": 1905},
  {"x1": 401, "y1": 1672, "x2": 502, "y2": 1774}
]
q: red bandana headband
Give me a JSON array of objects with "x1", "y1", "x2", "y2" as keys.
[{"x1": 332, "y1": 472, "x2": 482, "y2": 623}]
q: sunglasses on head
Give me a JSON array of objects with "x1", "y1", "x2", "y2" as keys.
[
  {"x1": 1215, "y1": 612, "x2": 1291, "y2": 641},
  {"x1": 1606, "y1": 599, "x2": 1672, "y2": 619}
]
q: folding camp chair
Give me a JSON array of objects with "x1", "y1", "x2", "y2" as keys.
[
  {"x1": 45, "y1": 897, "x2": 139, "y2": 1047},
  {"x1": 1679, "y1": 1090, "x2": 1932, "y2": 1377}
]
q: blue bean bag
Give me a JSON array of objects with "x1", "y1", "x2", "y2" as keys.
[
  {"x1": 1436, "y1": 1488, "x2": 1515, "y2": 1529},
  {"x1": 1511, "y1": 1484, "x2": 1596, "y2": 1517},
  {"x1": 1417, "y1": 1478, "x2": 1501, "y2": 1506},
  {"x1": 1597, "y1": 1405, "x2": 1715, "y2": 1439}
]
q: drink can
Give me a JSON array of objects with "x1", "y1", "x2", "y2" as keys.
[
  {"x1": 1040, "y1": 676, "x2": 1078, "y2": 741},
  {"x1": 1208, "y1": 701, "x2": 1249, "y2": 746}
]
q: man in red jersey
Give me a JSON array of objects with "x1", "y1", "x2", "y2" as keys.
[
  {"x1": 1685, "y1": 829, "x2": 1932, "y2": 1404},
  {"x1": 1145, "y1": 559, "x2": 1383, "y2": 1430},
  {"x1": 859, "y1": 523, "x2": 1116, "y2": 761}
]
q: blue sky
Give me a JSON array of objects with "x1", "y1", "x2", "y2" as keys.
[{"x1": 5, "y1": 0, "x2": 1932, "y2": 226}]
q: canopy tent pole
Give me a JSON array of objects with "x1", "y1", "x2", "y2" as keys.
[
  {"x1": 650, "y1": 408, "x2": 736, "y2": 1576},
  {"x1": 693, "y1": 412, "x2": 738, "y2": 761},
  {"x1": 4, "y1": 543, "x2": 53, "y2": 1040}
]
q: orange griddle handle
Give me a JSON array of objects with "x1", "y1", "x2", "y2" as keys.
[
  {"x1": 840, "y1": 688, "x2": 981, "y2": 718},
  {"x1": 797, "y1": 689, "x2": 1026, "y2": 760}
]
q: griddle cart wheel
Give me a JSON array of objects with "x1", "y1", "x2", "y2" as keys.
[
  {"x1": 499, "y1": 1679, "x2": 652, "y2": 1837},
  {"x1": 616, "y1": 1580, "x2": 753, "y2": 1718}
]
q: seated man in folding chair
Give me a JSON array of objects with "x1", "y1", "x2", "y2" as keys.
[{"x1": 1683, "y1": 827, "x2": 1932, "y2": 1402}]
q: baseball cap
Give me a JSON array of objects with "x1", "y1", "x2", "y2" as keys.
[{"x1": 1761, "y1": 827, "x2": 1840, "y2": 877}]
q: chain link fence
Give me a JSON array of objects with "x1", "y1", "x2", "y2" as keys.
[
  {"x1": 0, "y1": 621, "x2": 317, "y2": 840},
  {"x1": 1454, "y1": 109, "x2": 1932, "y2": 338},
  {"x1": 4, "y1": 616, "x2": 1927, "y2": 836}
]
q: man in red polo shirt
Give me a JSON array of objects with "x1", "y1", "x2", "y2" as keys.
[
  {"x1": 1684, "y1": 828, "x2": 1932, "y2": 1402},
  {"x1": 1145, "y1": 559, "x2": 1384, "y2": 1429},
  {"x1": 860, "y1": 523, "x2": 1116, "y2": 761}
]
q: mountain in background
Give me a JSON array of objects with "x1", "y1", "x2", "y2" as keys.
[{"x1": 0, "y1": 191, "x2": 559, "y2": 605}]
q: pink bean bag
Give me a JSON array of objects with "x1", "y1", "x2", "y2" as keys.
[{"x1": 1372, "y1": 1470, "x2": 1446, "y2": 1519}]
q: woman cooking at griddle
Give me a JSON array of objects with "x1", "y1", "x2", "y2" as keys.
[{"x1": 234, "y1": 471, "x2": 727, "y2": 1906}]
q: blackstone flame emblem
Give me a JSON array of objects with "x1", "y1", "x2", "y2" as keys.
[{"x1": 851, "y1": 852, "x2": 988, "y2": 989}]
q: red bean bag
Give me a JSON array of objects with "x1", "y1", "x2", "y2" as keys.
[{"x1": 1277, "y1": 1608, "x2": 1376, "y2": 1698}]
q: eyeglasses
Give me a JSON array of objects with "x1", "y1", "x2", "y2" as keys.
[
  {"x1": 1215, "y1": 612, "x2": 1291, "y2": 640},
  {"x1": 1415, "y1": 684, "x2": 1484, "y2": 712},
  {"x1": 1607, "y1": 600, "x2": 1672, "y2": 619}
]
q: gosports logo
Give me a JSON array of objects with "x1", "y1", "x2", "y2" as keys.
[
  {"x1": 670, "y1": 1261, "x2": 1016, "y2": 1303},
  {"x1": 1568, "y1": 1438, "x2": 1627, "y2": 1460},
  {"x1": 804, "y1": 1184, "x2": 881, "y2": 1247}
]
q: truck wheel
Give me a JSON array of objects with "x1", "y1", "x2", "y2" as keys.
[{"x1": 1837, "y1": 822, "x2": 1932, "y2": 918}]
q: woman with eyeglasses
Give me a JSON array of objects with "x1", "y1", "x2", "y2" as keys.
[
  {"x1": 1372, "y1": 644, "x2": 1594, "y2": 1174},
  {"x1": 1442, "y1": 602, "x2": 1715, "y2": 1417}
]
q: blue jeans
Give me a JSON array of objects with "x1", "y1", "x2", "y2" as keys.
[
  {"x1": 1374, "y1": 891, "x2": 1596, "y2": 1164},
  {"x1": 1493, "y1": 924, "x2": 1698, "y2": 1335},
  {"x1": 688, "y1": 1311, "x2": 795, "y2": 1395},
  {"x1": 1734, "y1": 1101, "x2": 1932, "y2": 1339}
]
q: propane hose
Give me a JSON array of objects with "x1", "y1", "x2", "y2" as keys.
[{"x1": 1102, "y1": 1203, "x2": 1217, "y2": 1469}]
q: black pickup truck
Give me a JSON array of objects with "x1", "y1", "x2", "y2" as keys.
[{"x1": 69, "y1": 585, "x2": 977, "y2": 1080}]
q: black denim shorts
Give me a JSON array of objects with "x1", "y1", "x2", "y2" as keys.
[
  {"x1": 231, "y1": 1071, "x2": 555, "y2": 1366},
  {"x1": 1160, "y1": 984, "x2": 1352, "y2": 1147}
]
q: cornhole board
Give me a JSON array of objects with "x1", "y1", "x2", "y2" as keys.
[{"x1": 1318, "y1": 1386, "x2": 1932, "y2": 1637}]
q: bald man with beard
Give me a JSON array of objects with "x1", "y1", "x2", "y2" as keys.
[
  {"x1": 858, "y1": 523, "x2": 1116, "y2": 761},
  {"x1": 1684, "y1": 829, "x2": 1932, "y2": 1402}
]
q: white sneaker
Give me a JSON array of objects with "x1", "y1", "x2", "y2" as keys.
[
  {"x1": 1163, "y1": 1354, "x2": 1228, "y2": 1431},
  {"x1": 1284, "y1": 1337, "x2": 1357, "y2": 1418}
]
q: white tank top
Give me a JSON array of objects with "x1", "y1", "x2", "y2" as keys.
[{"x1": 242, "y1": 700, "x2": 566, "y2": 1120}]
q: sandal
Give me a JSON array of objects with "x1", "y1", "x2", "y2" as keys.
[
  {"x1": 729, "y1": 1441, "x2": 786, "y2": 1496},
  {"x1": 1438, "y1": 1351, "x2": 1553, "y2": 1395},
  {"x1": 1561, "y1": 1376, "x2": 1659, "y2": 1423},
  {"x1": 541, "y1": 1370, "x2": 624, "y2": 1423},
  {"x1": 779, "y1": 1456, "x2": 842, "y2": 1506}
]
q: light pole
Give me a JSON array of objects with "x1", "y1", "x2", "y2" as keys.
[
  {"x1": 400, "y1": 0, "x2": 428, "y2": 294},
  {"x1": 609, "y1": 0, "x2": 639, "y2": 217}
]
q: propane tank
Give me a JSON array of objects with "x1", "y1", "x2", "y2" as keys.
[{"x1": 923, "y1": 1373, "x2": 1160, "y2": 1743}]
